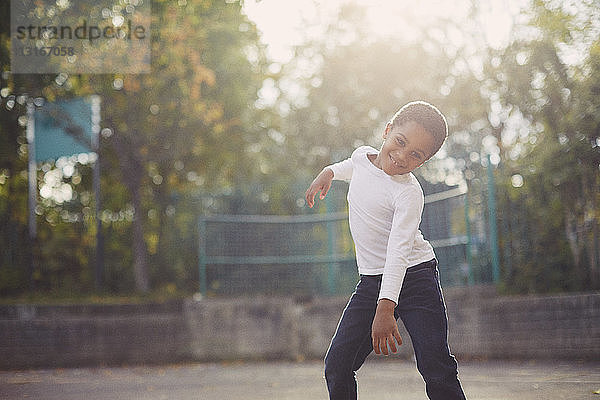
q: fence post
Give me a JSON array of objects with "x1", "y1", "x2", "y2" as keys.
[
  {"x1": 487, "y1": 154, "x2": 500, "y2": 284},
  {"x1": 464, "y1": 192, "x2": 474, "y2": 286},
  {"x1": 326, "y1": 194, "x2": 336, "y2": 295},
  {"x1": 198, "y1": 218, "x2": 207, "y2": 296}
]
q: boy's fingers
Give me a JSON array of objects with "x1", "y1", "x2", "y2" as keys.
[
  {"x1": 374, "y1": 335, "x2": 389, "y2": 356},
  {"x1": 373, "y1": 331, "x2": 401, "y2": 356},
  {"x1": 393, "y1": 330, "x2": 403, "y2": 347},
  {"x1": 320, "y1": 183, "x2": 331, "y2": 199},
  {"x1": 305, "y1": 193, "x2": 313, "y2": 208},
  {"x1": 381, "y1": 337, "x2": 389, "y2": 356},
  {"x1": 388, "y1": 335, "x2": 397, "y2": 354},
  {"x1": 306, "y1": 184, "x2": 329, "y2": 206},
  {"x1": 372, "y1": 337, "x2": 380, "y2": 355},
  {"x1": 305, "y1": 187, "x2": 316, "y2": 207}
]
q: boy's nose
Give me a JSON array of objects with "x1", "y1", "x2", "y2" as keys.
[
  {"x1": 392, "y1": 150, "x2": 406, "y2": 162},
  {"x1": 390, "y1": 151, "x2": 406, "y2": 167}
]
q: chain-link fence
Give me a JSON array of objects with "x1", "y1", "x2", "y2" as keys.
[
  {"x1": 198, "y1": 212, "x2": 357, "y2": 296},
  {"x1": 197, "y1": 181, "x2": 495, "y2": 297}
]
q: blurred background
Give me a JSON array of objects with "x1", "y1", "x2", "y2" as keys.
[{"x1": 0, "y1": 0, "x2": 599, "y2": 302}]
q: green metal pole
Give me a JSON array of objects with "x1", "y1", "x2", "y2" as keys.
[
  {"x1": 26, "y1": 101, "x2": 37, "y2": 290},
  {"x1": 487, "y1": 154, "x2": 500, "y2": 284},
  {"x1": 464, "y1": 192, "x2": 474, "y2": 286},
  {"x1": 198, "y1": 218, "x2": 207, "y2": 296},
  {"x1": 326, "y1": 193, "x2": 336, "y2": 295},
  {"x1": 502, "y1": 192, "x2": 512, "y2": 280}
]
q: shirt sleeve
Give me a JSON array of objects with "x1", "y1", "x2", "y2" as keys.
[
  {"x1": 378, "y1": 187, "x2": 424, "y2": 304},
  {"x1": 327, "y1": 157, "x2": 353, "y2": 182}
]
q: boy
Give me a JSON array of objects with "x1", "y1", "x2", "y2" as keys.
[{"x1": 305, "y1": 101, "x2": 466, "y2": 400}]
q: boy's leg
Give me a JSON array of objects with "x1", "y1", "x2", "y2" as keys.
[
  {"x1": 396, "y1": 260, "x2": 467, "y2": 400},
  {"x1": 324, "y1": 275, "x2": 380, "y2": 400}
]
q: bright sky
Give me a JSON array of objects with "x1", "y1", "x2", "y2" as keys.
[
  {"x1": 243, "y1": 0, "x2": 527, "y2": 63},
  {"x1": 242, "y1": 0, "x2": 528, "y2": 186}
]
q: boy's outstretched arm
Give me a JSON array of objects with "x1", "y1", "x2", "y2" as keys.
[{"x1": 305, "y1": 168, "x2": 334, "y2": 208}]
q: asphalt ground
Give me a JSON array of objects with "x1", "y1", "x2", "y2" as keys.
[{"x1": 1, "y1": 359, "x2": 599, "y2": 400}]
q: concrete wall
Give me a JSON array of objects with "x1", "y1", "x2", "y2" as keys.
[
  {"x1": 445, "y1": 288, "x2": 600, "y2": 360},
  {"x1": 1, "y1": 288, "x2": 599, "y2": 369},
  {"x1": 0, "y1": 302, "x2": 190, "y2": 369}
]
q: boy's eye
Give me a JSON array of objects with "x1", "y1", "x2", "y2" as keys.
[
  {"x1": 411, "y1": 152, "x2": 422, "y2": 160},
  {"x1": 396, "y1": 137, "x2": 404, "y2": 146}
]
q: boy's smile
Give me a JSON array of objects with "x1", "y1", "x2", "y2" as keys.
[{"x1": 368, "y1": 121, "x2": 435, "y2": 176}]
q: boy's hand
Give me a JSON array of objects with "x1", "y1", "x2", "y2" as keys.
[
  {"x1": 305, "y1": 168, "x2": 334, "y2": 208},
  {"x1": 372, "y1": 299, "x2": 402, "y2": 356}
]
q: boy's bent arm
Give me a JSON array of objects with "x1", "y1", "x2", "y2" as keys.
[
  {"x1": 305, "y1": 157, "x2": 353, "y2": 208},
  {"x1": 378, "y1": 188, "x2": 424, "y2": 303},
  {"x1": 305, "y1": 168, "x2": 334, "y2": 208},
  {"x1": 372, "y1": 188, "x2": 424, "y2": 356},
  {"x1": 328, "y1": 157, "x2": 353, "y2": 182}
]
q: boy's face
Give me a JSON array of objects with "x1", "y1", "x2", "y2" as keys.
[{"x1": 375, "y1": 120, "x2": 436, "y2": 176}]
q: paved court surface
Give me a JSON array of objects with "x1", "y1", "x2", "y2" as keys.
[{"x1": 1, "y1": 359, "x2": 599, "y2": 400}]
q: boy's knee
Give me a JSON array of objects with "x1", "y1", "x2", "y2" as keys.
[
  {"x1": 324, "y1": 351, "x2": 337, "y2": 378},
  {"x1": 421, "y1": 368, "x2": 458, "y2": 386},
  {"x1": 415, "y1": 351, "x2": 459, "y2": 382},
  {"x1": 324, "y1": 361, "x2": 341, "y2": 388},
  {"x1": 324, "y1": 354, "x2": 356, "y2": 398},
  {"x1": 324, "y1": 349, "x2": 347, "y2": 383},
  {"x1": 423, "y1": 370, "x2": 466, "y2": 400}
]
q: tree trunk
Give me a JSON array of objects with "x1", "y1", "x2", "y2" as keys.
[
  {"x1": 156, "y1": 182, "x2": 169, "y2": 283},
  {"x1": 107, "y1": 119, "x2": 150, "y2": 293},
  {"x1": 131, "y1": 185, "x2": 150, "y2": 293},
  {"x1": 564, "y1": 211, "x2": 581, "y2": 269},
  {"x1": 588, "y1": 174, "x2": 599, "y2": 288}
]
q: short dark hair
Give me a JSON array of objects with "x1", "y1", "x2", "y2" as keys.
[{"x1": 389, "y1": 101, "x2": 448, "y2": 156}]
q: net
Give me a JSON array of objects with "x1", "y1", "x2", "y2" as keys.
[
  {"x1": 198, "y1": 186, "x2": 487, "y2": 297},
  {"x1": 198, "y1": 213, "x2": 357, "y2": 296}
]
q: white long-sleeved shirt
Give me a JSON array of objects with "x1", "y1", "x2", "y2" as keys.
[{"x1": 328, "y1": 146, "x2": 436, "y2": 303}]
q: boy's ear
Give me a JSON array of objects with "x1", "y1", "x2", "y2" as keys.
[{"x1": 383, "y1": 123, "x2": 392, "y2": 139}]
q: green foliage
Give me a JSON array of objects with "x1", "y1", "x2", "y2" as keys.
[
  {"x1": 0, "y1": 0, "x2": 271, "y2": 296},
  {"x1": 1, "y1": 0, "x2": 598, "y2": 298},
  {"x1": 488, "y1": 0, "x2": 600, "y2": 293}
]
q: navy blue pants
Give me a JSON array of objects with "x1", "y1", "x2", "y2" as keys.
[{"x1": 324, "y1": 259, "x2": 466, "y2": 400}]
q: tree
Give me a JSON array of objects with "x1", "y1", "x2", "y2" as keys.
[
  {"x1": 273, "y1": 2, "x2": 493, "y2": 206},
  {"x1": 0, "y1": 0, "x2": 60, "y2": 293},
  {"x1": 487, "y1": 0, "x2": 600, "y2": 292},
  {"x1": 0, "y1": 0, "x2": 270, "y2": 295},
  {"x1": 96, "y1": 0, "x2": 269, "y2": 292}
]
